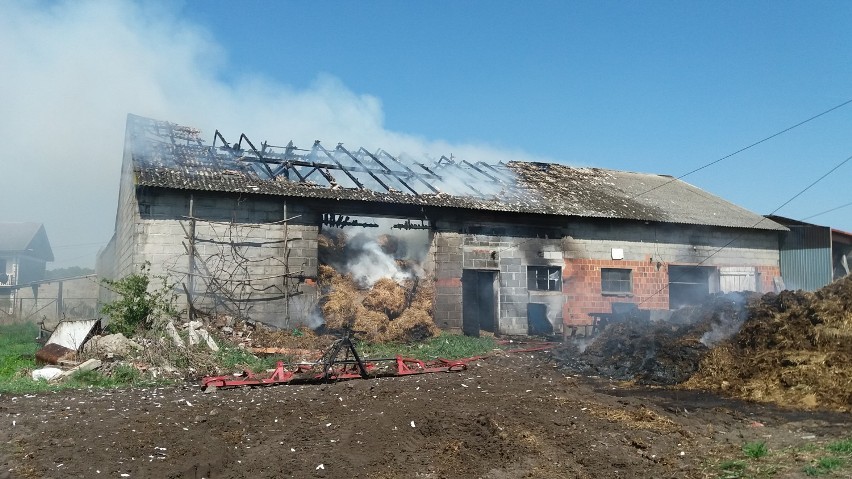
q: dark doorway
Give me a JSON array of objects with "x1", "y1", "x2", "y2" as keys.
[
  {"x1": 668, "y1": 265, "x2": 715, "y2": 308},
  {"x1": 527, "y1": 303, "x2": 553, "y2": 336},
  {"x1": 462, "y1": 270, "x2": 497, "y2": 336}
]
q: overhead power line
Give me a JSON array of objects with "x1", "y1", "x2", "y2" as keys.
[
  {"x1": 631, "y1": 98, "x2": 852, "y2": 200},
  {"x1": 639, "y1": 150, "x2": 852, "y2": 305},
  {"x1": 802, "y1": 200, "x2": 852, "y2": 221}
]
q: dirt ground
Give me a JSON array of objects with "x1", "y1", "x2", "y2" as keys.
[{"x1": 1, "y1": 351, "x2": 849, "y2": 479}]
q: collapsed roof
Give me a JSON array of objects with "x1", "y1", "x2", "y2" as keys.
[{"x1": 127, "y1": 114, "x2": 785, "y2": 231}]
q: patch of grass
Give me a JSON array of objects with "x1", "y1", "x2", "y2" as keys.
[
  {"x1": 826, "y1": 439, "x2": 852, "y2": 454},
  {"x1": 817, "y1": 457, "x2": 843, "y2": 470},
  {"x1": 216, "y1": 343, "x2": 284, "y2": 372},
  {"x1": 804, "y1": 465, "x2": 823, "y2": 476},
  {"x1": 0, "y1": 322, "x2": 40, "y2": 379},
  {"x1": 357, "y1": 333, "x2": 496, "y2": 361},
  {"x1": 743, "y1": 441, "x2": 769, "y2": 459},
  {"x1": 0, "y1": 322, "x2": 170, "y2": 393},
  {"x1": 802, "y1": 458, "x2": 843, "y2": 477},
  {"x1": 718, "y1": 459, "x2": 747, "y2": 478}
]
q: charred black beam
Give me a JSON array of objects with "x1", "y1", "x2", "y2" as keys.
[
  {"x1": 316, "y1": 142, "x2": 365, "y2": 189},
  {"x1": 321, "y1": 214, "x2": 379, "y2": 228},
  {"x1": 477, "y1": 161, "x2": 516, "y2": 181},
  {"x1": 236, "y1": 133, "x2": 276, "y2": 178},
  {"x1": 424, "y1": 157, "x2": 485, "y2": 197},
  {"x1": 336, "y1": 144, "x2": 392, "y2": 192},
  {"x1": 392, "y1": 219, "x2": 430, "y2": 230},
  {"x1": 462, "y1": 160, "x2": 500, "y2": 183},
  {"x1": 380, "y1": 151, "x2": 442, "y2": 194},
  {"x1": 357, "y1": 148, "x2": 421, "y2": 196}
]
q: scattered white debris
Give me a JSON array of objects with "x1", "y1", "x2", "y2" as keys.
[
  {"x1": 31, "y1": 367, "x2": 63, "y2": 381},
  {"x1": 410, "y1": 421, "x2": 416, "y2": 428},
  {"x1": 316, "y1": 464, "x2": 325, "y2": 470}
]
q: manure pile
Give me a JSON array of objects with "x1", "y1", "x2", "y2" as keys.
[
  {"x1": 554, "y1": 276, "x2": 852, "y2": 411},
  {"x1": 684, "y1": 276, "x2": 852, "y2": 411}
]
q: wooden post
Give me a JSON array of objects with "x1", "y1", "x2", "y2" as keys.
[
  {"x1": 56, "y1": 281, "x2": 64, "y2": 320},
  {"x1": 283, "y1": 205, "x2": 290, "y2": 328},
  {"x1": 187, "y1": 195, "x2": 196, "y2": 322}
]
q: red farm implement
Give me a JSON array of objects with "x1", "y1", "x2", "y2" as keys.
[{"x1": 201, "y1": 329, "x2": 487, "y2": 391}]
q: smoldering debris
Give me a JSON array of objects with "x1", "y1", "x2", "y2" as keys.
[
  {"x1": 554, "y1": 277, "x2": 852, "y2": 411},
  {"x1": 552, "y1": 293, "x2": 755, "y2": 385}
]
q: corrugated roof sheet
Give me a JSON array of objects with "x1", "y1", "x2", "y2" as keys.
[{"x1": 127, "y1": 114, "x2": 785, "y2": 231}]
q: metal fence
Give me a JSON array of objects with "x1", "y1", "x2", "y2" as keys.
[{"x1": 1, "y1": 296, "x2": 98, "y2": 323}]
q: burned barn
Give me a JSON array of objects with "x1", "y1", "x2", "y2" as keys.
[{"x1": 96, "y1": 114, "x2": 786, "y2": 336}]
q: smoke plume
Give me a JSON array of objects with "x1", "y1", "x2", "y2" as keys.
[{"x1": 0, "y1": 0, "x2": 549, "y2": 268}]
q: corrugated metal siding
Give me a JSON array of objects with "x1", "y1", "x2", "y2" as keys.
[{"x1": 780, "y1": 225, "x2": 832, "y2": 291}]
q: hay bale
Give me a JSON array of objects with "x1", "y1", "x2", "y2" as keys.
[
  {"x1": 410, "y1": 279, "x2": 435, "y2": 314},
  {"x1": 385, "y1": 308, "x2": 439, "y2": 343},
  {"x1": 321, "y1": 285, "x2": 361, "y2": 330},
  {"x1": 353, "y1": 308, "x2": 390, "y2": 342},
  {"x1": 318, "y1": 231, "x2": 348, "y2": 266},
  {"x1": 362, "y1": 278, "x2": 407, "y2": 319}
]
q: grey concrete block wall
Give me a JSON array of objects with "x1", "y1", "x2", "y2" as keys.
[
  {"x1": 430, "y1": 231, "x2": 464, "y2": 330},
  {"x1": 563, "y1": 220, "x2": 779, "y2": 267},
  {"x1": 99, "y1": 184, "x2": 320, "y2": 328}
]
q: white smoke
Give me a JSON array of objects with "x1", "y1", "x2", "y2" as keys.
[
  {"x1": 699, "y1": 310, "x2": 746, "y2": 347},
  {"x1": 323, "y1": 217, "x2": 429, "y2": 288},
  {"x1": 0, "y1": 0, "x2": 552, "y2": 268},
  {"x1": 347, "y1": 241, "x2": 412, "y2": 287}
]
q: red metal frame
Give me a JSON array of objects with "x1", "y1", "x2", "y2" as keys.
[{"x1": 201, "y1": 355, "x2": 486, "y2": 390}]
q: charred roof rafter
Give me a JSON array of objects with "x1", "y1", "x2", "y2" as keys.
[{"x1": 210, "y1": 129, "x2": 508, "y2": 198}]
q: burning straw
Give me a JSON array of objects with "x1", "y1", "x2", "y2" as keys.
[{"x1": 319, "y1": 261, "x2": 438, "y2": 343}]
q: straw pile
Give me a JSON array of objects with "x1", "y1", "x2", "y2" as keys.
[
  {"x1": 319, "y1": 264, "x2": 438, "y2": 343},
  {"x1": 683, "y1": 276, "x2": 852, "y2": 411}
]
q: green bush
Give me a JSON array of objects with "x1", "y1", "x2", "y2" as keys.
[{"x1": 100, "y1": 262, "x2": 177, "y2": 337}]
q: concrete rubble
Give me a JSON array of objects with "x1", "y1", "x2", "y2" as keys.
[{"x1": 83, "y1": 333, "x2": 142, "y2": 358}]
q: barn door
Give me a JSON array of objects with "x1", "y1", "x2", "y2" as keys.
[
  {"x1": 719, "y1": 267, "x2": 758, "y2": 293},
  {"x1": 462, "y1": 270, "x2": 497, "y2": 336}
]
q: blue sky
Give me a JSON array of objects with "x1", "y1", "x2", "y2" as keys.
[{"x1": 3, "y1": 1, "x2": 852, "y2": 267}]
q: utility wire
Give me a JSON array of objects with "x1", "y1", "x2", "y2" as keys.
[
  {"x1": 802, "y1": 200, "x2": 852, "y2": 221},
  {"x1": 638, "y1": 151, "x2": 852, "y2": 305},
  {"x1": 630, "y1": 98, "x2": 852, "y2": 200}
]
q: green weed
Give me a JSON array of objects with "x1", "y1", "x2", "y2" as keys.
[
  {"x1": 718, "y1": 459, "x2": 747, "y2": 478},
  {"x1": 803, "y1": 465, "x2": 823, "y2": 476},
  {"x1": 743, "y1": 441, "x2": 769, "y2": 459}
]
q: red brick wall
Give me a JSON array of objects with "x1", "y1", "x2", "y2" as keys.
[
  {"x1": 562, "y1": 259, "x2": 782, "y2": 326},
  {"x1": 756, "y1": 265, "x2": 781, "y2": 293},
  {"x1": 562, "y1": 257, "x2": 668, "y2": 325}
]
